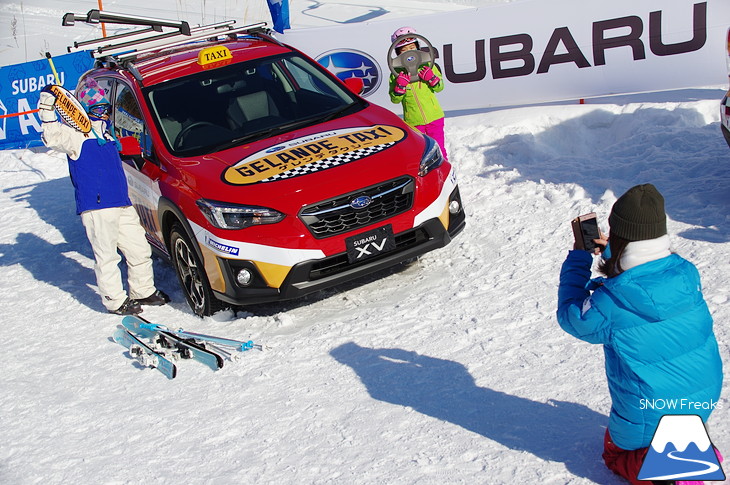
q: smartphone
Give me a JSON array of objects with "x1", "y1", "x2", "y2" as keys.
[{"x1": 571, "y1": 213, "x2": 601, "y2": 252}]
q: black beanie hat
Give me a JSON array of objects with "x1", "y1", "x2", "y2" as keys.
[{"x1": 608, "y1": 184, "x2": 667, "y2": 241}]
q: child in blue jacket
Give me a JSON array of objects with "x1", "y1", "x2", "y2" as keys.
[
  {"x1": 557, "y1": 184, "x2": 723, "y2": 485},
  {"x1": 38, "y1": 78, "x2": 169, "y2": 315}
]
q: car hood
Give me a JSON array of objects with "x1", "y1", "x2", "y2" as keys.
[{"x1": 176, "y1": 105, "x2": 426, "y2": 207}]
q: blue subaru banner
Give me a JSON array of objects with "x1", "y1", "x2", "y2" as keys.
[
  {"x1": 0, "y1": 51, "x2": 94, "y2": 150},
  {"x1": 266, "y1": 0, "x2": 291, "y2": 34}
]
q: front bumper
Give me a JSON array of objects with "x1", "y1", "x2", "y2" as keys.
[{"x1": 213, "y1": 186, "x2": 465, "y2": 306}]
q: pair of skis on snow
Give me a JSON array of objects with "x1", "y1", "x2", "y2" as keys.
[{"x1": 113, "y1": 315, "x2": 261, "y2": 379}]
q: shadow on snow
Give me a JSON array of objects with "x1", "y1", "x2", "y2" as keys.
[
  {"x1": 331, "y1": 342, "x2": 614, "y2": 483},
  {"x1": 1, "y1": 177, "x2": 174, "y2": 313},
  {"x1": 1, "y1": 176, "x2": 413, "y2": 316}
]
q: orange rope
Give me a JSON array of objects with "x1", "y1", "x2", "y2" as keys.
[
  {"x1": 98, "y1": 0, "x2": 107, "y2": 37},
  {"x1": 0, "y1": 108, "x2": 40, "y2": 119}
]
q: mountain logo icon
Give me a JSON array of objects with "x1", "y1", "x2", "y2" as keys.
[{"x1": 638, "y1": 414, "x2": 725, "y2": 481}]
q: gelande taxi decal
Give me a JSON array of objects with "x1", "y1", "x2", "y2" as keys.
[
  {"x1": 48, "y1": 85, "x2": 91, "y2": 133},
  {"x1": 223, "y1": 125, "x2": 407, "y2": 185}
]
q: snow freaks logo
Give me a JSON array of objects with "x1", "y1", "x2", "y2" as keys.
[
  {"x1": 316, "y1": 49, "x2": 381, "y2": 97},
  {"x1": 638, "y1": 415, "x2": 725, "y2": 482}
]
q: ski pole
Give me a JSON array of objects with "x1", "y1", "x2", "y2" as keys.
[{"x1": 45, "y1": 52, "x2": 61, "y2": 85}]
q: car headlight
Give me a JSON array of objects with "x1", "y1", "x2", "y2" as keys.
[
  {"x1": 419, "y1": 135, "x2": 444, "y2": 177},
  {"x1": 196, "y1": 199, "x2": 285, "y2": 230}
]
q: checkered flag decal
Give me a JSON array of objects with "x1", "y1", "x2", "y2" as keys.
[
  {"x1": 57, "y1": 110, "x2": 87, "y2": 132},
  {"x1": 261, "y1": 142, "x2": 396, "y2": 183}
]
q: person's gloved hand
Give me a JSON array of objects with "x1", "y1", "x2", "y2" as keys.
[
  {"x1": 418, "y1": 66, "x2": 440, "y2": 88},
  {"x1": 37, "y1": 91, "x2": 57, "y2": 122},
  {"x1": 393, "y1": 71, "x2": 410, "y2": 95}
]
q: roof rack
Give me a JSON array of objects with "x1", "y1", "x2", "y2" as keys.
[
  {"x1": 113, "y1": 22, "x2": 268, "y2": 61},
  {"x1": 70, "y1": 26, "x2": 162, "y2": 51},
  {"x1": 63, "y1": 10, "x2": 271, "y2": 61}
]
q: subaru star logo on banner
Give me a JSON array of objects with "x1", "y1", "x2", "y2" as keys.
[
  {"x1": 638, "y1": 415, "x2": 726, "y2": 482},
  {"x1": 316, "y1": 49, "x2": 382, "y2": 97}
]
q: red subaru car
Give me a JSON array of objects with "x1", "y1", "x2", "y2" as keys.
[{"x1": 71, "y1": 14, "x2": 465, "y2": 316}]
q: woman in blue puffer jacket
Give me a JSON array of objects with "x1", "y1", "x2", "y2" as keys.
[{"x1": 557, "y1": 184, "x2": 723, "y2": 485}]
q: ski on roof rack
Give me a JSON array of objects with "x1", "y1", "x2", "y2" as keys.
[
  {"x1": 62, "y1": 10, "x2": 271, "y2": 62},
  {"x1": 63, "y1": 9, "x2": 191, "y2": 55},
  {"x1": 62, "y1": 10, "x2": 191, "y2": 34}
]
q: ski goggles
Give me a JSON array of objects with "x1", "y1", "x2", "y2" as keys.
[{"x1": 88, "y1": 103, "x2": 111, "y2": 117}]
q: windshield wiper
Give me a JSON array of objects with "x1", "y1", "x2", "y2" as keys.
[
  {"x1": 212, "y1": 103, "x2": 362, "y2": 152},
  {"x1": 318, "y1": 102, "x2": 360, "y2": 123},
  {"x1": 213, "y1": 120, "x2": 306, "y2": 152}
]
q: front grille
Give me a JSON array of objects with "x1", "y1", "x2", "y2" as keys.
[{"x1": 299, "y1": 177, "x2": 414, "y2": 238}]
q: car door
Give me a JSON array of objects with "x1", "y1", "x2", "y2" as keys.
[{"x1": 111, "y1": 79, "x2": 168, "y2": 256}]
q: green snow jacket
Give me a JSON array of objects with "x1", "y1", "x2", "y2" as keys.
[{"x1": 389, "y1": 65, "x2": 445, "y2": 126}]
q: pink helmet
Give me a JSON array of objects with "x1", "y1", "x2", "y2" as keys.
[{"x1": 391, "y1": 26, "x2": 418, "y2": 49}]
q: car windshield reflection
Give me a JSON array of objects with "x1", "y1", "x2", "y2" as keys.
[{"x1": 146, "y1": 53, "x2": 364, "y2": 156}]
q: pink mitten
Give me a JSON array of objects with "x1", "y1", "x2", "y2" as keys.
[
  {"x1": 393, "y1": 71, "x2": 410, "y2": 95},
  {"x1": 418, "y1": 66, "x2": 440, "y2": 88}
]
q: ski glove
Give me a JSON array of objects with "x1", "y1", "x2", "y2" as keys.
[
  {"x1": 393, "y1": 71, "x2": 410, "y2": 95},
  {"x1": 38, "y1": 91, "x2": 57, "y2": 122},
  {"x1": 418, "y1": 66, "x2": 440, "y2": 88}
]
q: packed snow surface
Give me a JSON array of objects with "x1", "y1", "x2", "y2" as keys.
[{"x1": 0, "y1": 0, "x2": 728, "y2": 484}]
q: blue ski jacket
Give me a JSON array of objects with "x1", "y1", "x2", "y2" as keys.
[
  {"x1": 41, "y1": 119, "x2": 131, "y2": 215},
  {"x1": 557, "y1": 250, "x2": 723, "y2": 450}
]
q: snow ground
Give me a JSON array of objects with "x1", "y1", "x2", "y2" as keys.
[{"x1": 0, "y1": 1, "x2": 728, "y2": 484}]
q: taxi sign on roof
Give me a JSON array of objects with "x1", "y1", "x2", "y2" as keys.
[{"x1": 198, "y1": 45, "x2": 233, "y2": 69}]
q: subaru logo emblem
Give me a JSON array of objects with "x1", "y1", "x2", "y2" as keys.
[
  {"x1": 316, "y1": 49, "x2": 381, "y2": 97},
  {"x1": 350, "y1": 196, "x2": 372, "y2": 209}
]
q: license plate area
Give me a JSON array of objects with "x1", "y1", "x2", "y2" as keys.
[{"x1": 345, "y1": 225, "x2": 396, "y2": 263}]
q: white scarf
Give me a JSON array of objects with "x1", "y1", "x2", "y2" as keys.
[{"x1": 619, "y1": 234, "x2": 671, "y2": 271}]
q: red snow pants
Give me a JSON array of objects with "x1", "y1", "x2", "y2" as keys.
[
  {"x1": 603, "y1": 428, "x2": 724, "y2": 484},
  {"x1": 602, "y1": 429, "x2": 653, "y2": 485}
]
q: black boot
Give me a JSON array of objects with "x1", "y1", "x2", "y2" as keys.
[
  {"x1": 109, "y1": 297, "x2": 142, "y2": 315},
  {"x1": 137, "y1": 290, "x2": 170, "y2": 306}
]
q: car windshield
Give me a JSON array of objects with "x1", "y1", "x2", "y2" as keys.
[{"x1": 145, "y1": 52, "x2": 364, "y2": 156}]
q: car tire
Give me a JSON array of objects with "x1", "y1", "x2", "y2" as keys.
[{"x1": 170, "y1": 223, "x2": 226, "y2": 317}]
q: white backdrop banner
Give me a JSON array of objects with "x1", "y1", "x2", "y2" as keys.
[{"x1": 280, "y1": 0, "x2": 730, "y2": 112}]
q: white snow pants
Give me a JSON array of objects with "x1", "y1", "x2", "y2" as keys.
[{"x1": 80, "y1": 206, "x2": 156, "y2": 311}]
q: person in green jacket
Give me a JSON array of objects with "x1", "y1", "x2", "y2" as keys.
[{"x1": 389, "y1": 26, "x2": 448, "y2": 161}]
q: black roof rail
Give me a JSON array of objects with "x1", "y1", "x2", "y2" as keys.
[
  {"x1": 63, "y1": 10, "x2": 272, "y2": 62},
  {"x1": 70, "y1": 26, "x2": 163, "y2": 51},
  {"x1": 114, "y1": 22, "x2": 269, "y2": 62},
  {"x1": 63, "y1": 10, "x2": 191, "y2": 35}
]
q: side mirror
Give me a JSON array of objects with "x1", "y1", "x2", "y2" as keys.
[
  {"x1": 343, "y1": 77, "x2": 364, "y2": 95},
  {"x1": 119, "y1": 136, "x2": 142, "y2": 156}
]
